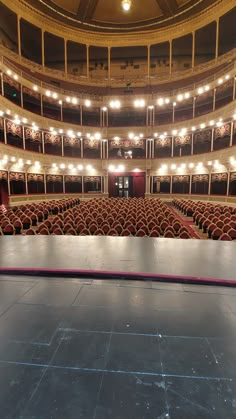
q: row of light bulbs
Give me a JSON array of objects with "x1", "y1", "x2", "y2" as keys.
[
  {"x1": 160, "y1": 158, "x2": 236, "y2": 172},
  {"x1": 1, "y1": 109, "x2": 236, "y2": 141},
  {"x1": 4, "y1": 68, "x2": 234, "y2": 110},
  {"x1": 52, "y1": 163, "x2": 93, "y2": 171},
  {"x1": 0, "y1": 155, "x2": 95, "y2": 172},
  {"x1": 0, "y1": 155, "x2": 41, "y2": 168},
  {"x1": 155, "y1": 74, "x2": 232, "y2": 108}
]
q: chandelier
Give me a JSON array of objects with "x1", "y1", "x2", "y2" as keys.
[{"x1": 122, "y1": 0, "x2": 132, "y2": 12}]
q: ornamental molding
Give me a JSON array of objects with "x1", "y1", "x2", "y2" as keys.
[
  {"x1": 153, "y1": 176, "x2": 171, "y2": 183},
  {"x1": 192, "y1": 174, "x2": 209, "y2": 183},
  {"x1": 211, "y1": 172, "x2": 228, "y2": 182}
]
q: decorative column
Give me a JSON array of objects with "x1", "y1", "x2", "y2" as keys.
[
  {"x1": 82, "y1": 175, "x2": 84, "y2": 193},
  {"x1": 193, "y1": 97, "x2": 196, "y2": 118},
  {"x1": 64, "y1": 39, "x2": 68, "y2": 76},
  {"x1": 146, "y1": 108, "x2": 149, "y2": 126},
  {"x1": 213, "y1": 88, "x2": 216, "y2": 111},
  {"x1": 189, "y1": 174, "x2": 192, "y2": 194},
  {"x1": 17, "y1": 16, "x2": 21, "y2": 57},
  {"x1": 22, "y1": 126, "x2": 25, "y2": 150},
  {"x1": 80, "y1": 105, "x2": 83, "y2": 126},
  {"x1": 215, "y1": 18, "x2": 219, "y2": 59},
  {"x1": 146, "y1": 139, "x2": 149, "y2": 158},
  {"x1": 81, "y1": 138, "x2": 83, "y2": 158},
  {"x1": 147, "y1": 45, "x2": 150, "y2": 80},
  {"x1": 86, "y1": 45, "x2": 89, "y2": 78},
  {"x1": 192, "y1": 31, "x2": 195, "y2": 68},
  {"x1": 25, "y1": 174, "x2": 28, "y2": 195},
  {"x1": 233, "y1": 76, "x2": 236, "y2": 100},
  {"x1": 171, "y1": 137, "x2": 174, "y2": 157},
  {"x1": 42, "y1": 133, "x2": 45, "y2": 154},
  {"x1": 44, "y1": 173, "x2": 47, "y2": 194},
  {"x1": 208, "y1": 173, "x2": 211, "y2": 195},
  {"x1": 170, "y1": 176, "x2": 173, "y2": 194},
  {"x1": 169, "y1": 40, "x2": 172, "y2": 75},
  {"x1": 42, "y1": 30, "x2": 45, "y2": 68},
  {"x1": 211, "y1": 128, "x2": 214, "y2": 152},
  {"x1": 230, "y1": 121, "x2": 234, "y2": 147},
  {"x1": 145, "y1": 170, "x2": 150, "y2": 195},
  {"x1": 1, "y1": 71, "x2": 4, "y2": 96},
  {"x1": 7, "y1": 170, "x2": 11, "y2": 196},
  {"x1": 3, "y1": 119, "x2": 7, "y2": 144},
  {"x1": 108, "y1": 47, "x2": 111, "y2": 80},
  {"x1": 226, "y1": 170, "x2": 230, "y2": 196},
  {"x1": 191, "y1": 133, "x2": 194, "y2": 155},
  {"x1": 61, "y1": 136, "x2": 64, "y2": 156},
  {"x1": 104, "y1": 172, "x2": 108, "y2": 195},
  {"x1": 100, "y1": 108, "x2": 102, "y2": 126},
  {"x1": 62, "y1": 175, "x2": 65, "y2": 194},
  {"x1": 100, "y1": 141, "x2": 103, "y2": 159}
]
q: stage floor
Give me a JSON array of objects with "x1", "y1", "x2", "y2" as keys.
[
  {"x1": 0, "y1": 275, "x2": 235, "y2": 418},
  {"x1": 0, "y1": 236, "x2": 236, "y2": 285}
]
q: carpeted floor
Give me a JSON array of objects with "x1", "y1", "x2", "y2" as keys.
[{"x1": 168, "y1": 206, "x2": 201, "y2": 239}]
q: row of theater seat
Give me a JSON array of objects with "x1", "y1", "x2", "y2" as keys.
[
  {"x1": 0, "y1": 197, "x2": 192, "y2": 238},
  {"x1": 173, "y1": 199, "x2": 236, "y2": 241},
  {"x1": 29, "y1": 197, "x2": 192, "y2": 238},
  {"x1": 0, "y1": 198, "x2": 80, "y2": 235}
]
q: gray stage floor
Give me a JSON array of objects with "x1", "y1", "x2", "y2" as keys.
[
  {"x1": 0, "y1": 236, "x2": 235, "y2": 283},
  {"x1": 0, "y1": 275, "x2": 236, "y2": 418}
]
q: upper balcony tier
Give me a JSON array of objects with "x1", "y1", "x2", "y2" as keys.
[
  {"x1": 0, "y1": 1, "x2": 235, "y2": 90},
  {"x1": 1, "y1": 60, "x2": 236, "y2": 129}
]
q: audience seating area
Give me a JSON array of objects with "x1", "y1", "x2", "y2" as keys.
[
  {"x1": 0, "y1": 198, "x2": 80, "y2": 236},
  {"x1": 0, "y1": 198, "x2": 192, "y2": 238},
  {"x1": 173, "y1": 199, "x2": 236, "y2": 241}
]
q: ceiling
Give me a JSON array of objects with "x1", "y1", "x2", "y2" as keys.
[{"x1": 29, "y1": 0, "x2": 219, "y2": 32}]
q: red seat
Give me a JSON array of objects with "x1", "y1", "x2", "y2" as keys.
[
  {"x1": 94, "y1": 228, "x2": 104, "y2": 236},
  {"x1": 3, "y1": 224, "x2": 14, "y2": 235},
  {"x1": 79, "y1": 228, "x2": 90, "y2": 235},
  {"x1": 38, "y1": 227, "x2": 49, "y2": 235},
  {"x1": 121, "y1": 229, "x2": 131, "y2": 236},
  {"x1": 211, "y1": 228, "x2": 223, "y2": 240},
  {"x1": 114, "y1": 224, "x2": 123, "y2": 234},
  {"x1": 179, "y1": 231, "x2": 191, "y2": 239},
  {"x1": 228, "y1": 228, "x2": 236, "y2": 240},
  {"x1": 22, "y1": 216, "x2": 31, "y2": 230},
  {"x1": 163, "y1": 230, "x2": 175, "y2": 238},
  {"x1": 107, "y1": 228, "x2": 118, "y2": 236},
  {"x1": 25, "y1": 228, "x2": 36, "y2": 235},
  {"x1": 149, "y1": 229, "x2": 160, "y2": 237},
  {"x1": 223, "y1": 224, "x2": 232, "y2": 233},
  {"x1": 53, "y1": 228, "x2": 64, "y2": 235},
  {"x1": 172, "y1": 221, "x2": 181, "y2": 234},
  {"x1": 135, "y1": 229, "x2": 146, "y2": 237},
  {"x1": 219, "y1": 233, "x2": 232, "y2": 241},
  {"x1": 13, "y1": 219, "x2": 23, "y2": 235}
]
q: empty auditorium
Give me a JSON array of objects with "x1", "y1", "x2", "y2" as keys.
[{"x1": 0, "y1": 0, "x2": 236, "y2": 417}]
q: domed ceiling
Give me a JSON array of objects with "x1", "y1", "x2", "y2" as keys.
[{"x1": 29, "y1": 0, "x2": 219, "y2": 32}]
